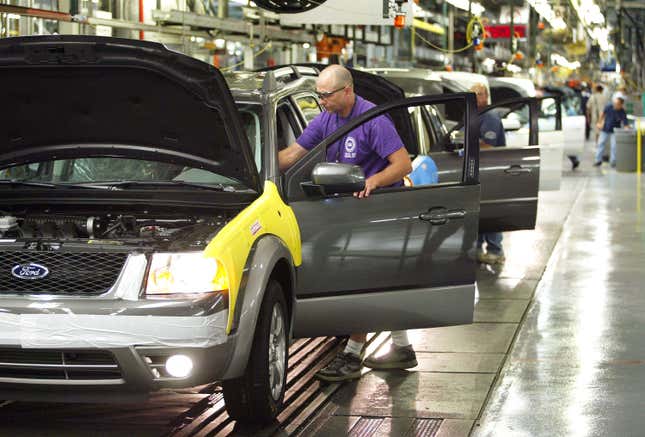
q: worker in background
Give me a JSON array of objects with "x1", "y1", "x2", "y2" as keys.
[
  {"x1": 470, "y1": 83, "x2": 506, "y2": 265},
  {"x1": 587, "y1": 84, "x2": 609, "y2": 142},
  {"x1": 279, "y1": 65, "x2": 417, "y2": 382},
  {"x1": 594, "y1": 93, "x2": 630, "y2": 168}
]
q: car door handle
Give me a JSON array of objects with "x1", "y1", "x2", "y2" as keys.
[
  {"x1": 504, "y1": 165, "x2": 532, "y2": 175},
  {"x1": 419, "y1": 208, "x2": 466, "y2": 225}
]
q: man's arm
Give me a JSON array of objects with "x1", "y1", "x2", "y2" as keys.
[
  {"x1": 278, "y1": 142, "x2": 309, "y2": 172},
  {"x1": 479, "y1": 139, "x2": 495, "y2": 149},
  {"x1": 355, "y1": 147, "x2": 412, "y2": 198},
  {"x1": 596, "y1": 111, "x2": 605, "y2": 129}
]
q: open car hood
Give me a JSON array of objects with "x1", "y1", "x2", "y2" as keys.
[{"x1": 0, "y1": 35, "x2": 260, "y2": 191}]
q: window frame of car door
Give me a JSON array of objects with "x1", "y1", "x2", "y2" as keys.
[
  {"x1": 479, "y1": 96, "x2": 540, "y2": 145},
  {"x1": 291, "y1": 92, "x2": 323, "y2": 126},
  {"x1": 282, "y1": 93, "x2": 480, "y2": 202},
  {"x1": 275, "y1": 97, "x2": 305, "y2": 149}
]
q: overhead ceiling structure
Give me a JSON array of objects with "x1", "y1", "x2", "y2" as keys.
[{"x1": 612, "y1": 2, "x2": 645, "y2": 88}]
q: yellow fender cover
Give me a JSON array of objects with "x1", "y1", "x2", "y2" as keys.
[{"x1": 203, "y1": 181, "x2": 301, "y2": 333}]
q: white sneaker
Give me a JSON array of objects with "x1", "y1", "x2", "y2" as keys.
[{"x1": 478, "y1": 252, "x2": 505, "y2": 265}]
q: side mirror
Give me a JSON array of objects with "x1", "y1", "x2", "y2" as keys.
[{"x1": 300, "y1": 162, "x2": 365, "y2": 197}]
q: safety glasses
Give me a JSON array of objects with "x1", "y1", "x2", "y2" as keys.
[{"x1": 316, "y1": 85, "x2": 347, "y2": 100}]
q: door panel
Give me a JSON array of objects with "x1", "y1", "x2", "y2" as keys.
[
  {"x1": 478, "y1": 147, "x2": 539, "y2": 232},
  {"x1": 293, "y1": 285, "x2": 475, "y2": 338},
  {"x1": 291, "y1": 184, "x2": 479, "y2": 337},
  {"x1": 427, "y1": 97, "x2": 541, "y2": 233},
  {"x1": 428, "y1": 148, "x2": 538, "y2": 232},
  {"x1": 292, "y1": 184, "x2": 479, "y2": 297},
  {"x1": 284, "y1": 94, "x2": 480, "y2": 336}
]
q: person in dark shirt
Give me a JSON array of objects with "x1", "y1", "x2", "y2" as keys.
[
  {"x1": 594, "y1": 94, "x2": 630, "y2": 167},
  {"x1": 471, "y1": 83, "x2": 505, "y2": 265}
]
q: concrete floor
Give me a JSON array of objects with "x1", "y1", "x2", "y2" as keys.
[
  {"x1": 473, "y1": 160, "x2": 645, "y2": 436},
  {"x1": 301, "y1": 148, "x2": 645, "y2": 436}
]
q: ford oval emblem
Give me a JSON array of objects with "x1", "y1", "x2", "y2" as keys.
[{"x1": 11, "y1": 263, "x2": 50, "y2": 280}]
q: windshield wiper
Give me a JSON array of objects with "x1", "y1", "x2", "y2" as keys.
[
  {"x1": 0, "y1": 179, "x2": 132, "y2": 190},
  {"x1": 0, "y1": 179, "x2": 68, "y2": 189},
  {"x1": 73, "y1": 180, "x2": 237, "y2": 191}
]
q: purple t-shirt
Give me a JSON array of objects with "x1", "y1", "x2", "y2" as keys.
[{"x1": 296, "y1": 96, "x2": 405, "y2": 186}]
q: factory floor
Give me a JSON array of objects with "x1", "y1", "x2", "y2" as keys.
[{"x1": 301, "y1": 146, "x2": 645, "y2": 437}]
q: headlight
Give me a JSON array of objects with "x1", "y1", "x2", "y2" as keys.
[{"x1": 145, "y1": 252, "x2": 229, "y2": 297}]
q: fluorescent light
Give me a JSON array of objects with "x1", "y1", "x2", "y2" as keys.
[
  {"x1": 445, "y1": 0, "x2": 485, "y2": 16},
  {"x1": 527, "y1": 0, "x2": 566, "y2": 30},
  {"x1": 551, "y1": 53, "x2": 581, "y2": 70},
  {"x1": 569, "y1": 0, "x2": 611, "y2": 51}
]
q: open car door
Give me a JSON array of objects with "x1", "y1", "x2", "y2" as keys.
[
  {"x1": 429, "y1": 97, "x2": 540, "y2": 233},
  {"x1": 284, "y1": 94, "x2": 480, "y2": 338},
  {"x1": 504, "y1": 95, "x2": 564, "y2": 191}
]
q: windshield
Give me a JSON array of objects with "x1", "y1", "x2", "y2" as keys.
[{"x1": 0, "y1": 157, "x2": 246, "y2": 189}]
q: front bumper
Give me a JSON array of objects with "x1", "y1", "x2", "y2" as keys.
[
  {"x1": 0, "y1": 342, "x2": 235, "y2": 402},
  {"x1": 0, "y1": 295, "x2": 234, "y2": 402}
]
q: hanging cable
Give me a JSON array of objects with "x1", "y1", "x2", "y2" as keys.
[{"x1": 414, "y1": 14, "x2": 485, "y2": 54}]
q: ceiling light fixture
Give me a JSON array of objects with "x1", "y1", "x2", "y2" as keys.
[
  {"x1": 444, "y1": 0, "x2": 484, "y2": 16},
  {"x1": 526, "y1": 0, "x2": 567, "y2": 30}
]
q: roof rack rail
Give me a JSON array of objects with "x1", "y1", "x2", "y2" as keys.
[{"x1": 257, "y1": 64, "x2": 320, "y2": 91}]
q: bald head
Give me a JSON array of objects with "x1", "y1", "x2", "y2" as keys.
[
  {"x1": 470, "y1": 83, "x2": 488, "y2": 109},
  {"x1": 316, "y1": 64, "x2": 355, "y2": 116},
  {"x1": 318, "y1": 64, "x2": 353, "y2": 89}
]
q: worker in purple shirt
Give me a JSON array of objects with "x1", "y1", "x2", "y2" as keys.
[
  {"x1": 279, "y1": 65, "x2": 416, "y2": 382},
  {"x1": 279, "y1": 64, "x2": 412, "y2": 198}
]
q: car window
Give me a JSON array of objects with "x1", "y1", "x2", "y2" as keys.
[
  {"x1": 237, "y1": 103, "x2": 263, "y2": 171},
  {"x1": 426, "y1": 105, "x2": 448, "y2": 139},
  {"x1": 490, "y1": 86, "x2": 523, "y2": 103},
  {"x1": 276, "y1": 101, "x2": 302, "y2": 150},
  {"x1": 293, "y1": 94, "x2": 322, "y2": 124},
  {"x1": 537, "y1": 97, "x2": 559, "y2": 132},
  {"x1": 410, "y1": 106, "x2": 432, "y2": 155}
]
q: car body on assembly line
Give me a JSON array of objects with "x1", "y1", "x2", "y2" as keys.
[{"x1": 0, "y1": 36, "x2": 529, "y2": 425}]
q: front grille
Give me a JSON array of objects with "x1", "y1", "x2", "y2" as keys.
[
  {"x1": 0, "y1": 348, "x2": 122, "y2": 380},
  {"x1": 0, "y1": 251, "x2": 129, "y2": 296}
]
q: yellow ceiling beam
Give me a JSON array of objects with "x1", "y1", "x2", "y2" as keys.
[{"x1": 413, "y1": 19, "x2": 445, "y2": 35}]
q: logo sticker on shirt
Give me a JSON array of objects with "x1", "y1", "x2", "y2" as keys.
[
  {"x1": 484, "y1": 131, "x2": 497, "y2": 140},
  {"x1": 344, "y1": 136, "x2": 357, "y2": 159}
]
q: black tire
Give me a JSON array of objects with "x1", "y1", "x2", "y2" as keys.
[
  {"x1": 253, "y1": 0, "x2": 326, "y2": 14},
  {"x1": 222, "y1": 280, "x2": 288, "y2": 424}
]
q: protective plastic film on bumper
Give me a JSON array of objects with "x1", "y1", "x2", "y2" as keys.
[{"x1": 0, "y1": 310, "x2": 228, "y2": 349}]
